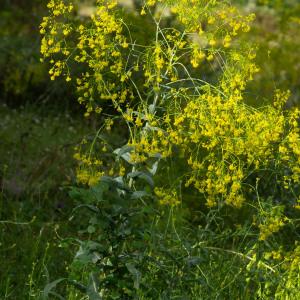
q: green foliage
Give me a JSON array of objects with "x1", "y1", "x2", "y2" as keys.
[
  {"x1": 0, "y1": 104, "x2": 90, "y2": 299},
  {"x1": 2, "y1": 0, "x2": 300, "y2": 299},
  {"x1": 41, "y1": 176, "x2": 300, "y2": 299},
  {"x1": 0, "y1": 104, "x2": 89, "y2": 196}
]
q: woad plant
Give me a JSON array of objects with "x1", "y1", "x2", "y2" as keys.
[{"x1": 40, "y1": 0, "x2": 300, "y2": 299}]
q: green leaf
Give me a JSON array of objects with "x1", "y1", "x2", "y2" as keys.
[
  {"x1": 48, "y1": 291, "x2": 65, "y2": 300},
  {"x1": 91, "y1": 182, "x2": 109, "y2": 202},
  {"x1": 41, "y1": 278, "x2": 66, "y2": 300},
  {"x1": 126, "y1": 263, "x2": 141, "y2": 290},
  {"x1": 127, "y1": 171, "x2": 154, "y2": 187},
  {"x1": 130, "y1": 190, "x2": 149, "y2": 199},
  {"x1": 87, "y1": 225, "x2": 96, "y2": 234},
  {"x1": 148, "y1": 160, "x2": 159, "y2": 175},
  {"x1": 69, "y1": 182, "x2": 108, "y2": 204},
  {"x1": 75, "y1": 241, "x2": 103, "y2": 264},
  {"x1": 101, "y1": 176, "x2": 130, "y2": 191},
  {"x1": 86, "y1": 273, "x2": 102, "y2": 300},
  {"x1": 113, "y1": 145, "x2": 134, "y2": 164}
]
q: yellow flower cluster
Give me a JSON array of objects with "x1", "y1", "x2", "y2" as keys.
[
  {"x1": 168, "y1": 0, "x2": 255, "y2": 67},
  {"x1": 166, "y1": 93, "x2": 285, "y2": 207},
  {"x1": 274, "y1": 245, "x2": 300, "y2": 298},
  {"x1": 41, "y1": 0, "x2": 300, "y2": 209},
  {"x1": 259, "y1": 217, "x2": 287, "y2": 241},
  {"x1": 154, "y1": 187, "x2": 180, "y2": 206},
  {"x1": 129, "y1": 81, "x2": 300, "y2": 208},
  {"x1": 128, "y1": 127, "x2": 171, "y2": 163},
  {"x1": 40, "y1": 0, "x2": 74, "y2": 62},
  {"x1": 73, "y1": 134, "x2": 128, "y2": 186},
  {"x1": 41, "y1": 0, "x2": 132, "y2": 117},
  {"x1": 73, "y1": 149, "x2": 104, "y2": 186}
]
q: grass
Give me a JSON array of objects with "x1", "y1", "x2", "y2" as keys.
[{"x1": 0, "y1": 103, "x2": 90, "y2": 299}]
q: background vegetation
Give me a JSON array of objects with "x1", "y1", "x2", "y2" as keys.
[{"x1": 1, "y1": 0, "x2": 300, "y2": 299}]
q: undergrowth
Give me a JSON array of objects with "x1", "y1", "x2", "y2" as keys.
[{"x1": 0, "y1": 103, "x2": 90, "y2": 299}]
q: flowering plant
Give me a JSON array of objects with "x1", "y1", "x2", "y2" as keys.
[
  {"x1": 41, "y1": 0, "x2": 300, "y2": 210},
  {"x1": 40, "y1": 1, "x2": 300, "y2": 298}
]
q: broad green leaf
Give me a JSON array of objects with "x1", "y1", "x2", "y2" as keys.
[
  {"x1": 86, "y1": 273, "x2": 102, "y2": 300},
  {"x1": 127, "y1": 171, "x2": 154, "y2": 187},
  {"x1": 41, "y1": 278, "x2": 66, "y2": 300},
  {"x1": 126, "y1": 263, "x2": 141, "y2": 290}
]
